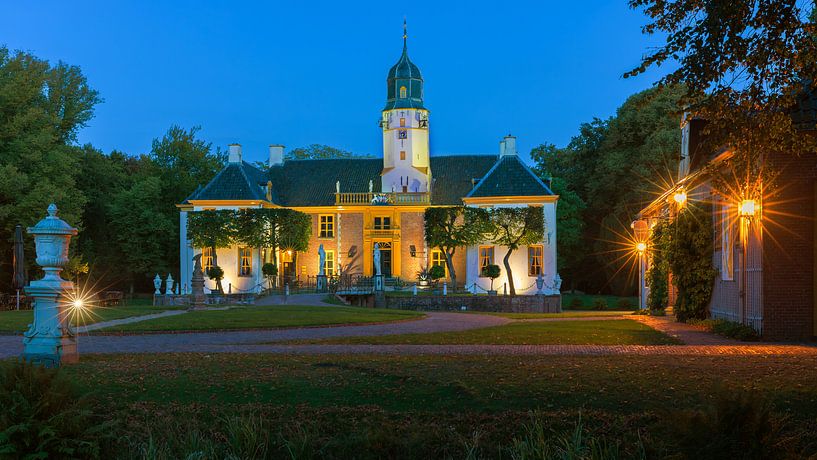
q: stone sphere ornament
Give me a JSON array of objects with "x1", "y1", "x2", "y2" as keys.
[{"x1": 23, "y1": 204, "x2": 80, "y2": 366}]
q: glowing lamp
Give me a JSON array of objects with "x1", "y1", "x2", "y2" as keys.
[
  {"x1": 673, "y1": 189, "x2": 687, "y2": 206},
  {"x1": 739, "y1": 199, "x2": 756, "y2": 218},
  {"x1": 636, "y1": 242, "x2": 647, "y2": 253},
  {"x1": 72, "y1": 299, "x2": 84, "y2": 309}
]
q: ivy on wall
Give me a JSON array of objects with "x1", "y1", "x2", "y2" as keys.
[
  {"x1": 663, "y1": 204, "x2": 717, "y2": 322},
  {"x1": 646, "y1": 220, "x2": 670, "y2": 311}
]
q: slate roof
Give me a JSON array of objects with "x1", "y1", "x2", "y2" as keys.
[
  {"x1": 185, "y1": 154, "x2": 553, "y2": 207},
  {"x1": 466, "y1": 154, "x2": 555, "y2": 198},
  {"x1": 185, "y1": 161, "x2": 267, "y2": 202}
]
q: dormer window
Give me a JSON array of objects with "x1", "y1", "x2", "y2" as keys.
[{"x1": 400, "y1": 86, "x2": 407, "y2": 98}]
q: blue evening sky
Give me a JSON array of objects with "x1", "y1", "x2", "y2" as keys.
[{"x1": 3, "y1": 1, "x2": 667, "y2": 164}]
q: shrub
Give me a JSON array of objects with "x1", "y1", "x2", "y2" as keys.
[
  {"x1": 691, "y1": 319, "x2": 760, "y2": 341},
  {"x1": 670, "y1": 391, "x2": 791, "y2": 459},
  {"x1": 484, "y1": 264, "x2": 501, "y2": 292},
  {"x1": 262, "y1": 263, "x2": 277, "y2": 278},
  {"x1": 569, "y1": 297, "x2": 583, "y2": 308},
  {"x1": 616, "y1": 297, "x2": 634, "y2": 309},
  {"x1": 592, "y1": 298, "x2": 607, "y2": 310},
  {"x1": 428, "y1": 265, "x2": 446, "y2": 282},
  {"x1": 0, "y1": 360, "x2": 112, "y2": 458}
]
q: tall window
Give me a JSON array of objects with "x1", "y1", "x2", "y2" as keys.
[
  {"x1": 721, "y1": 204, "x2": 734, "y2": 281},
  {"x1": 431, "y1": 250, "x2": 448, "y2": 276},
  {"x1": 400, "y1": 150, "x2": 406, "y2": 160},
  {"x1": 324, "y1": 250, "x2": 336, "y2": 275},
  {"x1": 479, "y1": 246, "x2": 494, "y2": 276},
  {"x1": 400, "y1": 117, "x2": 406, "y2": 127},
  {"x1": 202, "y1": 247, "x2": 214, "y2": 272},
  {"x1": 374, "y1": 216, "x2": 391, "y2": 230},
  {"x1": 400, "y1": 86, "x2": 407, "y2": 98},
  {"x1": 319, "y1": 214, "x2": 334, "y2": 238},
  {"x1": 528, "y1": 245, "x2": 543, "y2": 276},
  {"x1": 238, "y1": 247, "x2": 252, "y2": 277}
]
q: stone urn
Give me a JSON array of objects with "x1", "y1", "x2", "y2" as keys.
[{"x1": 23, "y1": 204, "x2": 79, "y2": 366}]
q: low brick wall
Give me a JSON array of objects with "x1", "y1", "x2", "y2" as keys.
[{"x1": 384, "y1": 294, "x2": 562, "y2": 313}]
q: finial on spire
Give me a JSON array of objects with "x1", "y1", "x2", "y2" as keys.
[{"x1": 403, "y1": 17, "x2": 407, "y2": 47}]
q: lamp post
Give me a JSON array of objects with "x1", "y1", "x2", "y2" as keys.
[
  {"x1": 631, "y1": 219, "x2": 650, "y2": 310},
  {"x1": 738, "y1": 199, "x2": 757, "y2": 326},
  {"x1": 23, "y1": 204, "x2": 79, "y2": 366}
]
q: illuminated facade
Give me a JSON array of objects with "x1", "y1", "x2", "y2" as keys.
[{"x1": 178, "y1": 30, "x2": 559, "y2": 296}]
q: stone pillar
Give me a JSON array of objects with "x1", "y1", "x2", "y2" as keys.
[
  {"x1": 190, "y1": 254, "x2": 207, "y2": 310},
  {"x1": 23, "y1": 204, "x2": 79, "y2": 366},
  {"x1": 317, "y1": 275, "x2": 327, "y2": 293}
]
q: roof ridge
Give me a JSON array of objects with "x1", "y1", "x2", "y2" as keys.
[{"x1": 465, "y1": 155, "x2": 554, "y2": 198}]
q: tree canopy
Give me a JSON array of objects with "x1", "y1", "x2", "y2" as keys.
[
  {"x1": 531, "y1": 85, "x2": 683, "y2": 294},
  {"x1": 286, "y1": 144, "x2": 370, "y2": 160},
  {"x1": 424, "y1": 206, "x2": 491, "y2": 289},
  {"x1": 485, "y1": 206, "x2": 544, "y2": 296}
]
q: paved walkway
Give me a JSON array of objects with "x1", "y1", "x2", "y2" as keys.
[
  {"x1": 0, "y1": 312, "x2": 507, "y2": 359},
  {"x1": 3, "y1": 311, "x2": 815, "y2": 359},
  {"x1": 75, "y1": 310, "x2": 187, "y2": 333}
]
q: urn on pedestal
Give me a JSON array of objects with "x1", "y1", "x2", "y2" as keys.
[{"x1": 23, "y1": 204, "x2": 79, "y2": 366}]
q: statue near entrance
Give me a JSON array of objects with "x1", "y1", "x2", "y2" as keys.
[
  {"x1": 373, "y1": 243, "x2": 382, "y2": 276},
  {"x1": 318, "y1": 244, "x2": 326, "y2": 276}
]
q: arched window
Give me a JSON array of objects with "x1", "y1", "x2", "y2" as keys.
[{"x1": 399, "y1": 86, "x2": 407, "y2": 98}]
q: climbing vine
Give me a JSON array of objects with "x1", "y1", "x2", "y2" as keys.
[
  {"x1": 646, "y1": 220, "x2": 670, "y2": 311},
  {"x1": 664, "y1": 203, "x2": 717, "y2": 322}
]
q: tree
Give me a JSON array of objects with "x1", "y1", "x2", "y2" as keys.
[
  {"x1": 107, "y1": 177, "x2": 175, "y2": 294},
  {"x1": 150, "y1": 125, "x2": 226, "y2": 272},
  {"x1": 530, "y1": 86, "x2": 684, "y2": 294},
  {"x1": 484, "y1": 264, "x2": 501, "y2": 293},
  {"x1": 486, "y1": 206, "x2": 544, "y2": 296},
  {"x1": 0, "y1": 47, "x2": 100, "y2": 291},
  {"x1": 233, "y1": 208, "x2": 312, "y2": 268},
  {"x1": 187, "y1": 210, "x2": 236, "y2": 268},
  {"x1": 424, "y1": 206, "x2": 490, "y2": 290},
  {"x1": 286, "y1": 144, "x2": 369, "y2": 160},
  {"x1": 627, "y1": 0, "x2": 817, "y2": 170}
]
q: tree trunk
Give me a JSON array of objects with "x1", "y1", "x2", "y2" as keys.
[
  {"x1": 503, "y1": 248, "x2": 515, "y2": 296},
  {"x1": 445, "y1": 248, "x2": 457, "y2": 292}
]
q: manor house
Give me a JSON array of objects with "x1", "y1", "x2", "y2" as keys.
[{"x1": 178, "y1": 32, "x2": 559, "y2": 295}]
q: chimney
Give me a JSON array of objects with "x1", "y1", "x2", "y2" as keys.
[
  {"x1": 269, "y1": 144, "x2": 284, "y2": 167},
  {"x1": 499, "y1": 134, "x2": 517, "y2": 157},
  {"x1": 228, "y1": 143, "x2": 242, "y2": 163}
]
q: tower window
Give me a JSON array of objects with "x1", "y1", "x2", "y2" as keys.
[
  {"x1": 400, "y1": 118, "x2": 406, "y2": 127},
  {"x1": 400, "y1": 151, "x2": 406, "y2": 160},
  {"x1": 400, "y1": 86, "x2": 407, "y2": 98}
]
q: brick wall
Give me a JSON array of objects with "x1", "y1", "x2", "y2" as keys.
[
  {"x1": 762, "y1": 152, "x2": 817, "y2": 340},
  {"x1": 340, "y1": 213, "x2": 364, "y2": 275},
  {"x1": 399, "y1": 211, "x2": 425, "y2": 280}
]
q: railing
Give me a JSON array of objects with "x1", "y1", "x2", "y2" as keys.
[
  {"x1": 365, "y1": 227, "x2": 400, "y2": 239},
  {"x1": 334, "y1": 192, "x2": 430, "y2": 206}
]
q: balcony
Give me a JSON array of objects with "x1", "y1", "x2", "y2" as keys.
[
  {"x1": 334, "y1": 192, "x2": 430, "y2": 206},
  {"x1": 365, "y1": 226, "x2": 400, "y2": 239}
]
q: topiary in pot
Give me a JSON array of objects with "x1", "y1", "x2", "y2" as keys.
[
  {"x1": 484, "y1": 264, "x2": 501, "y2": 295},
  {"x1": 206, "y1": 265, "x2": 225, "y2": 294}
]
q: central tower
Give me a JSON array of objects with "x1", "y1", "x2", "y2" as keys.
[{"x1": 380, "y1": 21, "x2": 431, "y2": 194}]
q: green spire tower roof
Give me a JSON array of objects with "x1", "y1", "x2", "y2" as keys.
[{"x1": 384, "y1": 19, "x2": 425, "y2": 111}]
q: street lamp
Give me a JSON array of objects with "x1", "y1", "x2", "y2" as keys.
[
  {"x1": 737, "y1": 198, "x2": 757, "y2": 327},
  {"x1": 673, "y1": 189, "x2": 687, "y2": 207},
  {"x1": 739, "y1": 199, "x2": 756, "y2": 218}
]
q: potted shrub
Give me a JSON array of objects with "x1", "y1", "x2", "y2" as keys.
[
  {"x1": 429, "y1": 265, "x2": 446, "y2": 291},
  {"x1": 206, "y1": 265, "x2": 225, "y2": 294},
  {"x1": 262, "y1": 263, "x2": 277, "y2": 290},
  {"x1": 484, "y1": 264, "x2": 501, "y2": 296}
]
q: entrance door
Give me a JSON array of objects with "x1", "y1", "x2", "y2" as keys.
[
  {"x1": 374, "y1": 242, "x2": 393, "y2": 277},
  {"x1": 281, "y1": 251, "x2": 297, "y2": 284}
]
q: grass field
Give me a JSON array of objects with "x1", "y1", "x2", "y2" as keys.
[
  {"x1": 95, "y1": 305, "x2": 423, "y2": 333},
  {"x1": 0, "y1": 302, "x2": 186, "y2": 333},
  {"x1": 470, "y1": 310, "x2": 632, "y2": 319},
  {"x1": 281, "y1": 318, "x2": 679, "y2": 345},
  {"x1": 50, "y1": 353, "x2": 817, "y2": 458}
]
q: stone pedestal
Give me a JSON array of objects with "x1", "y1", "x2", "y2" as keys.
[
  {"x1": 316, "y1": 275, "x2": 328, "y2": 293},
  {"x1": 190, "y1": 254, "x2": 207, "y2": 310},
  {"x1": 374, "y1": 275, "x2": 384, "y2": 292},
  {"x1": 22, "y1": 204, "x2": 78, "y2": 367}
]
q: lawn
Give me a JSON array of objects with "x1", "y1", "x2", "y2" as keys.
[
  {"x1": 96, "y1": 305, "x2": 424, "y2": 333},
  {"x1": 283, "y1": 318, "x2": 680, "y2": 345},
  {"x1": 562, "y1": 293, "x2": 638, "y2": 310},
  {"x1": 49, "y1": 353, "x2": 817, "y2": 458},
  {"x1": 0, "y1": 302, "x2": 186, "y2": 334}
]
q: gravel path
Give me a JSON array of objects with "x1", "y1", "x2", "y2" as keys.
[
  {"x1": 0, "y1": 312, "x2": 507, "y2": 359},
  {"x1": 75, "y1": 310, "x2": 187, "y2": 333}
]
